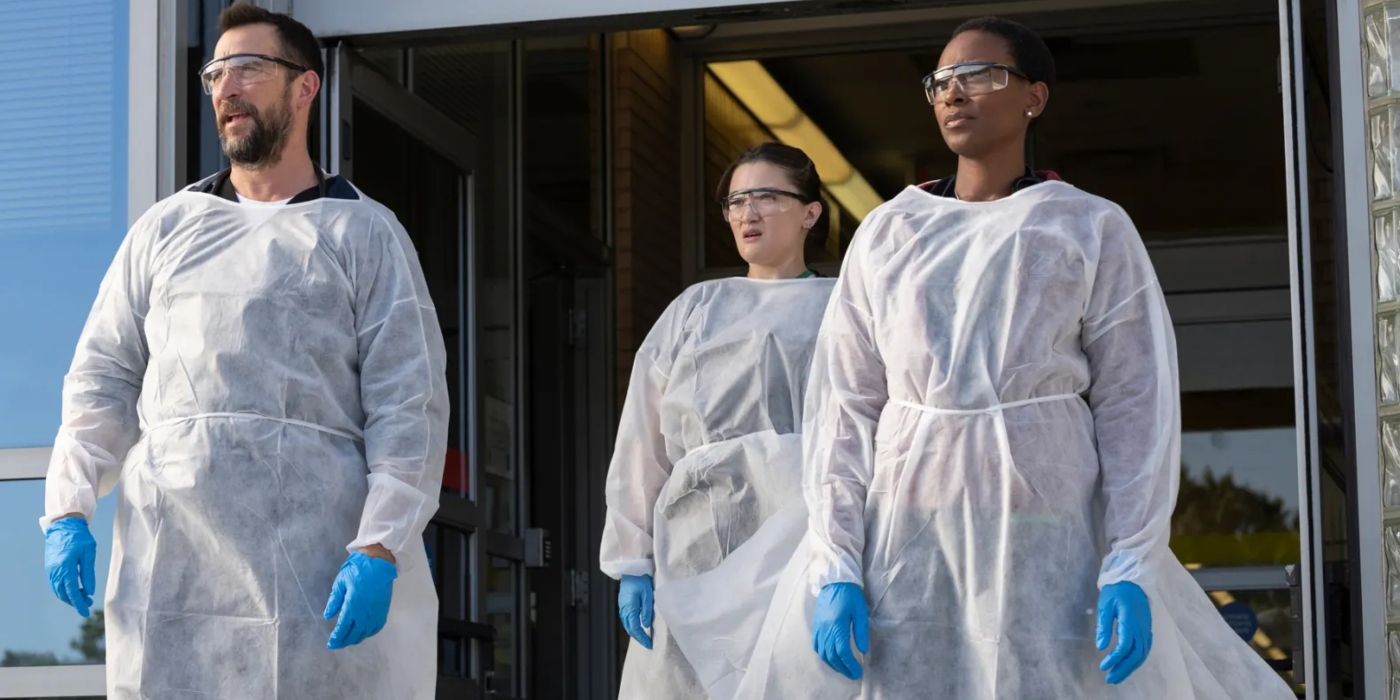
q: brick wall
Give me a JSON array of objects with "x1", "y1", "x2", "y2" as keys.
[{"x1": 611, "y1": 30, "x2": 686, "y2": 402}]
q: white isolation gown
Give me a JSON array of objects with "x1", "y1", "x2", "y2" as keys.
[
  {"x1": 735, "y1": 182, "x2": 1294, "y2": 699},
  {"x1": 41, "y1": 173, "x2": 448, "y2": 699},
  {"x1": 600, "y1": 276, "x2": 836, "y2": 699}
]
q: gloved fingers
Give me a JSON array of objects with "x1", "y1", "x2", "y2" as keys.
[
  {"x1": 1110, "y1": 636, "x2": 1149, "y2": 685},
  {"x1": 328, "y1": 613, "x2": 356, "y2": 650},
  {"x1": 853, "y1": 606, "x2": 870, "y2": 654},
  {"x1": 625, "y1": 622, "x2": 651, "y2": 649},
  {"x1": 623, "y1": 615, "x2": 653, "y2": 650},
  {"x1": 814, "y1": 631, "x2": 844, "y2": 677},
  {"x1": 1138, "y1": 629, "x2": 1154, "y2": 659},
  {"x1": 1099, "y1": 632, "x2": 1136, "y2": 675},
  {"x1": 49, "y1": 567, "x2": 74, "y2": 607},
  {"x1": 80, "y1": 540, "x2": 97, "y2": 599},
  {"x1": 827, "y1": 628, "x2": 862, "y2": 681},
  {"x1": 1105, "y1": 637, "x2": 1145, "y2": 685},
  {"x1": 1107, "y1": 624, "x2": 1152, "y2": 684},
  {"x1": 1095, "y1": 597, "x2": 1114, "y2": 651},
  {"x1": 358, "y1": 602, "x2": 391, "y2": 643},
  {"x1": 63, "y1": 573, "x2": 91, "y2": 617},
  {"x1": 640, "y1": 586, "x2": 654, "y2": 628},
  {"x1": 1133, "y1": 605, "x2": 1154, "y2": 658},
  {"x1": 323, "y1": 579, "x2": 347, "y2": 620},
  {"x1": 345, "y1": 617, "x2": 370, "y2": 647}
]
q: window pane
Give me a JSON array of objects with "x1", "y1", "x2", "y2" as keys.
[
  {"x1": 1205, "y1": 589, "x2": 1295, "y2": 681},
  {"x1": 0, "y1": 0, "x2": 128, "y2": 449},
  {"x1": 0, "y1": 481, "x2": 114, "y2": 667},
  {"x1": 349, "y1": 98, "x2": 469, "y2": 501},
  {"x1": 524, "y1": 36, "x2": 605, "y2": 244},
  {"x1": 409, "y1": 41, "x2": 518, "y2": 518},
  {"x1": 1173, "y1": 427, "x2": 1300, "y2": 567}
]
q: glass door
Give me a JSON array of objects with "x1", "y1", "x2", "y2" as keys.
[{"x1": 321, "y1": 43, "x2": 527, "y2": 700}]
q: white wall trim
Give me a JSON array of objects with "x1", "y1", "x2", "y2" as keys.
[
  {"x1": 128, "y1": 0, "x2": 158, "y2": 225},
  {"x1": 0, "y1": 447, "x2": 51, "y2": 481},
  {"x1": 0, "y1": 664, "x2": 105, "y2": 698}
]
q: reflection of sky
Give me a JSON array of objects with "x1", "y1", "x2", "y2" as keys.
[
  {"x1": 0, "y1": 481, "x2": 113, "y2": 662},
  {"x1": 0, "y1": 0, "x2": 128, "y2": 449},
  {"x1": 0, "y1": 235, "x2": 116, "y2": 448},
  {"x1": 1181, "y1": 427, "x2": 1299, "y2": 516}
]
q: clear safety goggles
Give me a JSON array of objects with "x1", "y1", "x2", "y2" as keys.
[
  {"x1": 199, "y1": 53, "x2": 309, "y2": 95},
  {"x1": 721, "y1": 187, "x2": 806, "y2": 222},
  {"x1": 922, "y1": 61, "x2": 1029, "y2": 104}
]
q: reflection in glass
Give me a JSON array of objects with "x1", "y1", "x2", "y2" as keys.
[
  {"x1": 346, "y1": 98, "x2": 470, "y2": 500},
  {"x1": 407, "y1": 42, "x2": 518, "y2": 525},
  {"x1": 0, "y1": 481, "x2": 113, "y2": 667},
  {"x1": 1173, "y1": 428, "x2": 1299, "y2": 567},
  {"x1": 1206, "y1": 589, "x2": 1292, "y2": 673}
]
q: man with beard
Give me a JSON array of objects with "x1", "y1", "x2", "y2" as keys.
[{"x1": 39, "y1": 3, "x2": 447, "y2": 698}]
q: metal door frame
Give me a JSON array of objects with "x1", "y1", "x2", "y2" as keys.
[
  {"x1": 1279, "y1": 0, "x2": 1329, "y2": 693},
  {"x1": 674, "y1": 0, "x2": 1327, "y2": 689}
]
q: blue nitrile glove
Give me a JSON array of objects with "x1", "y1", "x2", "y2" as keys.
[
  {"x1": 1096, "y1": 581, "x2": 1153, "y2": 684},
  {"x1": 617, "y1": 574, "x2": 654, "y2": 649},
  {"x1": 324, "y1": 551, "x2": 398, "y2": 649},
  {"x1": 44, "y1": 517, "x2": 98, "y2": 618},
  {"x1": 812, "y1": 582, "x2": 869, "y2": 681}
]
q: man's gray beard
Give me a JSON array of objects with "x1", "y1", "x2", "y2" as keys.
[{"x1": 219, "y1": 94, "x2": 293, "y2": 170}]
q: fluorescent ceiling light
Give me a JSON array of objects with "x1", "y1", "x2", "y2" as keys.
[{"x1": 709, "y1": 60, "x2": 884, "y2": 222}]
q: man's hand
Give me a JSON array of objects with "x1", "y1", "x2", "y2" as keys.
[
  {"x1": 44, "y1": 516, "x2": 98, "y2": 618},
  {"x1": 357, "y1": 543, "x2": 397, "y2": 565},
  {"x1": 324, "y1": 550, "x2": 398, "y2": 649}
]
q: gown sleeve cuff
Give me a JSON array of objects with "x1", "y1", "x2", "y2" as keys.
[
  {"x1": 1096, "y1": 549, "x2": 1146, "y2": 589},
  {"x1": 807, "y1": 548, "x2": 863, "y2": 596},
  {"x1": 600, "y1": 557, "x2": 655, "y2": 580},
  {"x1": 347, "y1": 472, "x2": 436, "y2": 556}
]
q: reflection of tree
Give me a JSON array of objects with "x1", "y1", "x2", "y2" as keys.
[
  {"x1": 70, "y1": 610, "x2": 105, "y2": 663},
  {"x1": 1, "y1": 610, "x2": 104, "y2": 667},
  {"x1": 1, "y1": 649, "x2": 60, "y2": 666},
  {"x1": 1172, "y1": 466, "x2": 1299, "y2": 537}
]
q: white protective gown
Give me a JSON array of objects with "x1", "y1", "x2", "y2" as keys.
[
  {"x1": 600, "y1": 276, "x2": 836, "y2": 699},
  {"x1": 42, "y1": 173, "x2": 448, "y2": 699},
  {"x1": 736, "y1": 182, "x2": 1294, "y2": 699}
]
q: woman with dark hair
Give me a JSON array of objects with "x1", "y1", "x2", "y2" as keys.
[
  {"x1": 736, "y1": 17, "x2": 1293, "y2": 698},
  {"x1": 600, "y1": 143, "x2": 836, "y2": 697}
]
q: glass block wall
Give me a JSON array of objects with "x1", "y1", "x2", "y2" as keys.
[{"x1": 1366, "y1": 2, "x2": 1400, "y2": 691}]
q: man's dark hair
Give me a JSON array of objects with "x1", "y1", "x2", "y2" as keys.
[
  {"x1": 217, "y1": 3, "x2": 324, "y2": 83},
  {"x1": 952, "y1": 16, "x2": 1055, "y2": 87}
]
